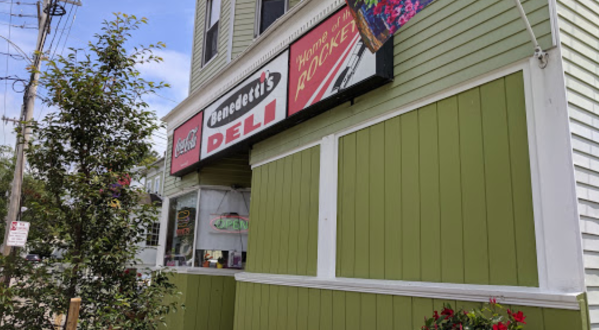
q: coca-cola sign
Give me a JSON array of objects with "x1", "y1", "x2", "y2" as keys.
[
  {"x1": 174, "y1": 127, "x2": 198, "y2": 158},
  {"x1": 170, "y1": 112, "x2": 203, "y2": 175}
]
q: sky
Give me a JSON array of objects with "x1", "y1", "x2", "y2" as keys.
[{"x1": 0, "y1": 0, "x2": 197, "y2": 155}]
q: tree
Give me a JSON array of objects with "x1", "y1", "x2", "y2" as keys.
[{"x1": 0, "y1": 14, "x2": 179, "y2": 330}]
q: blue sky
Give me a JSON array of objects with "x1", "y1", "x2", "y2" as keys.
[{"x1": 0, "y1": 0, "x2": 197, "y2": 154}]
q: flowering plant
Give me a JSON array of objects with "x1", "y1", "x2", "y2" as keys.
[
  {"x1": 422, "y1": 299, "x2": 527, "y2": 330},
  {"x1": 363, "y1": 0, "x2": 432, "y2": 34}
]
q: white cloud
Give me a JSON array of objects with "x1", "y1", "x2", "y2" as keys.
[{"x1": 137, "y1": 48, "x2": 191, "y2": 102}]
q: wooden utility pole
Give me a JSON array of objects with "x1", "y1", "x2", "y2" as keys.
[{"x1": 1, "y1": 0, "x2": 51, "y2": 257}]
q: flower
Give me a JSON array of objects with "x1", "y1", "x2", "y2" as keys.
[
  {"x1": 405, "y1": 1, "x2": 414, "y2": 12},
  {"x1": 489, "y1": 297, "x2": 497, "y2": 305},
  {"x1": 508, "y1": 310, "x2": 527, "y2": 324},
  {"x1": 441, "y1": 307, "x2": 454, "y2": 319},
  {"x1": 433, "y1": 311, "x2": 440, "y2": 320},
  {"x1": 493, "y1": 323, "x2": 508, "y2": 330}
]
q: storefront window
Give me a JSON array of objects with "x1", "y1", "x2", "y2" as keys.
[
  {"x1": 164, "y1": 191, "x2": 198, "y2": 267},
  {"x1": 194, "y1": 189, "x2": 250, "y2": 269}
]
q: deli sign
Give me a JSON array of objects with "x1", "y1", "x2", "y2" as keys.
[
  {"x1": 201, "y1": 51, "x2": 289, "y2": 160},
  {"x1": 170, "y1": 6, "x2": 392, "y2": 176}
]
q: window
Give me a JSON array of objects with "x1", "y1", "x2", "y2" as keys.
[
  {"x1": 146, "y1": 222, "x2": 160, "y2": 247},
  {"x1": 163, "y1": 188, "x2": 251, "y2": 269},
  {"x1": 194, "y1": 188, "x2": 250, "y2": 269},
  {"x1": 204, "y1": 0, "x2": 221, "y2": 64},
  {"x1": 146, "y1": 179, "x2": 153, "y2": 192},
  {"x1": 164, "y1": 191, "x2": 198, "y2": 267},
  {"x1": 154, "y1": 177, "x2": 161, "y2": 194},
  {"x1": 257, "y1": 0, "x2": 287, "y2": 35}
]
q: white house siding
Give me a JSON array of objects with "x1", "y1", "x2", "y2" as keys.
[{"x1": 558, "y1": 0, "x2": 599, "y2": 327}]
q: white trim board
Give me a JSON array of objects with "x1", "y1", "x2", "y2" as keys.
[
  {"x1": 250, "y1": 54, "x2": 585, "y2": 294},
  {"x1": 235, "y1": 272, "x2": 583, "y2": 310}
]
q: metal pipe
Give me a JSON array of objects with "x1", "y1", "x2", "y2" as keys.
[{"x1": 512, "y1": 0, "x2": 539, "y2": 49}]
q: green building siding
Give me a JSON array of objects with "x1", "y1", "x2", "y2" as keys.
[
  {"x1": 249, "y1": 0, "x2": 552, "y2": 165},
  {"x1": 231, "y1": 0, "x2": 256, "y2": 59},
  {"x1": 557, "y1": 0, "x2": 599, "y2": 326},
  {"x1": 337, "y1": 73, "x2": 538, "y2": 287},
  {"x1": 190, "y1": 0, "x2": 233, "y2": 93},
  {"x1": 246, "y1": 146, "x2": 319, "y2": 275},
  {"x1": 233, "y1": 282, "x2": 587, "y2": 330},
  {"x1": 160, "y1": 273, "x2": 237, "y2": 330}
]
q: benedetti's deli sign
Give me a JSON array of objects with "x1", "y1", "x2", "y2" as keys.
[
  {"x1": 201, "y1": 51, "x2": 289, "y2": 159},
  {"x1": 170, "y1": 7, "x2": 392, "y2": 176}
]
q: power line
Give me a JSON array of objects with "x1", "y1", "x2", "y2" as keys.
[
  {"x1": 2, "y1": 0, "x2": 13, "y2": 145},
  {"x1": 0, "y1": 51, "x2": 23, "y2": 59},
  {"x1": 0, "y1": 22, "x2": 37, "y2": 29},
  {"x1": 50, "y1": 0, "x2": 73, "y2": 59},
  {"x1": 0, "y1": 12, "x2": 37, "y2": 17},
  {"x1": 58, "y1": 2, "x2": 76, "y2": 56},
  {"x1": 0, "y1": 0, "x2": 36, "y2": 5}
]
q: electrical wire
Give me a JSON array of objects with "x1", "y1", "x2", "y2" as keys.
[
  {"x1": 0, "y1": 0, "x2": 36, "y2": 5},
  {"x1": 0, "y1": 51, "x2": 23, "y2": 59},
  {"x1": 58, "y1": 2, "x2": 76, "y2": 57},
  {"x1": 50, "y1": 0, "x2": 74, "y2": 60},
  {"x1": 2, "y1": 0, "x2": 14, "y2": 145},
  {"x1": 0, "y1": 22, "x2": 37, "y2": 29}
]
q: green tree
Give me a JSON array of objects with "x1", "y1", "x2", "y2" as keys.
[{"x1": 0, "y1": 13, "x2": 179, "y2": 330}]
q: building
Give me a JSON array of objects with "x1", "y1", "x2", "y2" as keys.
[
  {"x1": 156, "y1": 0, "x2": 599, "y2": 328},
  {"x1": 134, "y1": 156, "x2": 165, "y2": 268}
]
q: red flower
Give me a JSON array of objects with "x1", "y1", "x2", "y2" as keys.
[
  {"x1": 489, "y1": 297, "x2": 497, "y2": 305},
  {"x1": 373, "y1": 2, "x2": 384, "y2": 15},
  {"x1": 493, "y1": 323, "x2": 508, "y2": 330},
  {"x1": 441, "y1": 307, "x2": 454, "y2": 319},
  {"x1": 508, "y1": 310, "x2": 527, "y2": 324},
  {"x1": 433, "y1": 311, "x2": 440, "y2": 320}
]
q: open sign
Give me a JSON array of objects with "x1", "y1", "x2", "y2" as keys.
[{"x1": 210, "y1": 215, "x2": 249, "y2": 234}]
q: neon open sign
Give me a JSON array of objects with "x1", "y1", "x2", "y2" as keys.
[{"x1": 210, "y1": 215, "x2": 249, "y2": 234}]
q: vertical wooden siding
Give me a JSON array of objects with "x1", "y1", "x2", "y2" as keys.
[
  {"x1": 190, "y1": 0, "x2": 233, "y2": 93},
  {"x1": 163, "y1": 136, "x2": 252, "y2": 197},
  {"x1": 250, "y1": 0, "x2": 553, "y2": 164},
  {"x1": 233, "y1": 282, "x2": 586, "y2": 330},
  {"x1": 159, "y1": 274, "x2": 236, "y2": 330},
  {"x1": 557, "y1": 0, "x2": 599, "y2": 326},
  {"x1": 337, "y1": 73, "x2": 538, "y2": 287},
  {"x1": 246, "y1": 146, "x2": 319, "y2": 275}
]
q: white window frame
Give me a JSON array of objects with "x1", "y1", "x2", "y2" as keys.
[
  {"x1": 154, "y1": 177, "x2": 161, "y2": 194},
  {"x1": 254, "y1": 0, "x2": 289, "y2": 38},
  {"x1": 157, "y1": 185, "x2": 251, "y2": 277},
  {"x1": 203, "y1": 0, "x2": 221, "y2": 67},
  {"x1": 238, "y1": 51, "x2": 587, "y2": 310}
]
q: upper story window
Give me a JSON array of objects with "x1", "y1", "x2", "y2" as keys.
[
  {"x1": 146, "y1": 178, "x2": 153, "y2": 192},
  {"x1": 204, "y1": 0, "x2": 221, "y2": 65},
  {"x1": 154, "y1": 177, "x2": 161, "y2": 194},
  {"x1": 257, "y1": 0, "x2": 287, "y2": 35}
]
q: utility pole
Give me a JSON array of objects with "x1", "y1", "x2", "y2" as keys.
[{"x1": 1, "y1": 0, "x2": 51, "y2": 257}]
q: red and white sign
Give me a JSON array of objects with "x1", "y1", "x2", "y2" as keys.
[
  {"x1": 201, "y1": 51, "x2": 289, "y2": 159},
  {"x1": 288, "y1": 6, "x2": 376, "y2": 116},
  {"x1": 7, "y1": 221, "x2": 30, "y2": 247},
  {"x1": 171, "y1": 112, "x2": 203, "y2": 175}
]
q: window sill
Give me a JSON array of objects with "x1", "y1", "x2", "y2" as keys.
[
  {"x1": 200, "y1": 53, "x2": 219, "y2": 72},
  {"x1": 163, "y1": 266, "x2": 243, "y2": 277},
  {"x1": 235, "y1": 272, "x2": 583, "y2": 310}
]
